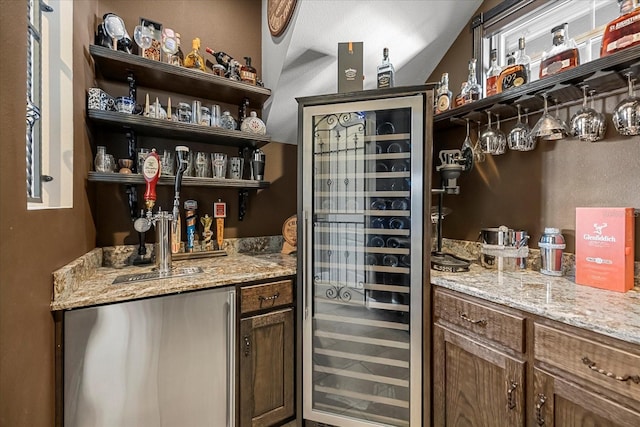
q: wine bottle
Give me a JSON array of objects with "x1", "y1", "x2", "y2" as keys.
[{"x1": 205, "y1": 47, "x2": 233, "y2": 71}]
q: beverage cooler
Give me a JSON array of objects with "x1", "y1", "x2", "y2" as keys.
[{"x1": 297, "y1": 87, "x2": 433, "y2": 427}]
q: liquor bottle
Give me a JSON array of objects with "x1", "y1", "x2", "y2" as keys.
[
  {"x1": 183, "y1": 37, "x2": 206, "y2": 72},
  {"x1": 601, "y1": 0, "x2": 640, "y2": 57},
  {"x1": 486, "y1": 49, "x2": 502, "y2": 97},
  {"x1": 461, "y1": 58, "x2": 482, "y2": 103},
  {"x1": 539, "y1": 23, "x2": 580, "y2": 79},
  {"x1": 205, "y1": 47, "x2": 234, "y2": 72},
  {"x1": 498, "y1": 37, "x2": 530, "y2": 92},
  {"x1": 454, "y1": 82, "x2": 467, "y2": 108},
  {"x1": 435, "y1": 72, "x2": 452, "y2": 114},
  {"x1": 240, "y1": 56, "x2": 257, "y2": 85},
  {"x1": 376, "y1": 47, "x2": 395, "y2": 88},
  {"x1": 171, "y1": 32, "x2": 184, "y2": 66}
]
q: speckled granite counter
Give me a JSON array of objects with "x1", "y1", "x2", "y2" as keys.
[
  {"x1": 52, "y1": 250, "x2": 296, "y2": 311},
  {"x1": 431, "y1": 262, "x2": 640, "y2": 346}
]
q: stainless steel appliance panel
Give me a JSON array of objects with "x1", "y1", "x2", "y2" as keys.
[{"x1": 64, "y1": 287, "x2": 236, "y2": 427}]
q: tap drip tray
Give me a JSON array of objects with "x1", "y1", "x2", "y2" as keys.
[
  {"x1": 431, "y1": 252, "x2": 470, "y2": 273},
  {"x1": 112, "y1": 266, "x2": 203, "y2": 285}
]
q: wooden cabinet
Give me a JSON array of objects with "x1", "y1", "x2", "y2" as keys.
[
  {"x1": 433, "y1": 289, "x2": 526, "y2": 427},
  {"x1": 432, "y1": 287, "x2": 640, "y2": 427},
  {"x1": 532, "y1": 322, "x2": 640, "y2": 427},
  {"x1": 238, "y1": 279, "x2": 295, "y2": 427}
]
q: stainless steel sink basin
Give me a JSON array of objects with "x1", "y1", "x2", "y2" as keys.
[{"x1": 112, "y1": 266, "x2": 203, "y2": 285}]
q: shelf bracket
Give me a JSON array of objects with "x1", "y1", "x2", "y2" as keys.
[
  {"x1": 238, "y1": 188, "x2": 249, "y2": 221},
  {"x1": 127, "y1": 72, "x2": 137, "y2": 103},
  {"x1": 125, "y1": 184, "x2": 138, "y2": 220}
]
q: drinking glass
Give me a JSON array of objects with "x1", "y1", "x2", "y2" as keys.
[
  {"x1": 473, "y1": 121, "x2": 486, "y2": 163},
  {"x1": 212, "y1": 153, "x2": 228, "y2": 178},
  {"x1": 508, "y1": 104, "x2": 535, "y2": 151},
  {"x1": 228, "y1": 157, "x2": 244, "y2": 179},
  {"x1": 133, "y1": 25, "x2": 153, "y2": 50},
  {"x1": 613, "y1": 72, "x2": 640, "y2": 136},
  {"x1": 195, "y1": 152, "x2": 211, "y2": 177},
  {"x1": 480, "y1": 111, "x2": 503, "y2": 155},
  {"x1": 492, "y1": 113, "x2": 507, "y2": 155},
  {"x1": 570, "y1": 86, "x2": 606, "y2": 142},
  {"x1": 136, "y1": 148, "x2": 150, "y2": 174},
  {"x1": 531, "y1": 93, "x2": 569, "y2": 140},
  {"x1": 160, "y1": 150, "x2": 174, "y2": 176}
]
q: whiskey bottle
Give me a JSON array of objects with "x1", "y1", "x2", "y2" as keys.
[
  {"x1": 454, "y1": 82, "x2": 467, "y2": 108},
  {"x1": 205, "y1": 47, "x2": 233, "y2": 72},
  {"x1": 376, "y1": 47, "x2": 395, "y2": 88},
  {"x1": 183, "y1": 37, "x2": 206, "y2": 72},
  {"x1": 240, "y1": 56, "x2": 257, "y2": 85},
  {"x1": 435, "y1": 73, "x2": 452, "y2": 114},
  {"x1": 601, "y1": 0, "x2": 640, "y2": 57},
  {"x1": 498, "y1": 37, "x2": 530, "y2": 92},
  {"x1": 539, "y1": 23, "x2": 580, "y2": 79},
  {"x1": 461, "y1": 58, "x2": 482, "y2": 103},
  {"x1": 486, "y1": 49, "x2": 502, "y2": 97}
]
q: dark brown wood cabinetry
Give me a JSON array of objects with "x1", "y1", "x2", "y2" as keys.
[
  {"x1": 238, "y1": 278, "x2": 295, "y2": 427},
  {"x1": 433, "y1": 289, "x2": 526, "y2": 427},
  {"x1": 433, "y1": 287, "x2": 640, "y2": 427}
]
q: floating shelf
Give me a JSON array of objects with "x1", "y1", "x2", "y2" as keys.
[
  {"x1": 89, "y1": 45, "x2": 271, "y2": 106},
  {"x1": 88, "y1": 172, "x2": 270, "y2": 189},
  {"x1": 87, "y1": 109, "x2": 270, "y2": 148},
  {"x1": 434, "y1": 44, "x2": 640, "y2": 130}
]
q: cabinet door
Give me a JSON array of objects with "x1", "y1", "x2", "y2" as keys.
[
  {"x1": 240, "y1": 308, "x2": 294, "y2": 427},
  {"x1": 433, "y1": 325, "x2": 525, "y2": 427},
  {"x1": 533, "y1": 368, "x2": 640, "y2": 427}
]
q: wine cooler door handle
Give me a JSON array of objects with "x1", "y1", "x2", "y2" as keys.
[{"x1": 303, "y1": 210, "x2": 310, "y2": 319}]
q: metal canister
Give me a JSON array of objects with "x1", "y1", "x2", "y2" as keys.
[{"x1": 539, "y1": 227, "x2": 566, "y2": 276}]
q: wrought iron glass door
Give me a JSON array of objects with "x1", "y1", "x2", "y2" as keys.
[{"x1": 300, "y1": 93, "x2": 427, "y2": 427}]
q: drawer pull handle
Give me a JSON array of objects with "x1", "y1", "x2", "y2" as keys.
[
  {"x1": 459, "y1": 312, "x2": 487, "y2": 326},
  {"x1": 258, "y1": 292, "x2": 280, "y2": 308},
  {"x1": 581, "y1": 356, "x2": 640, "y2": 384},
  {"x1": 507, "y1": 381, "x2": 518, "y2": 410},
  {"x1": 243, "y1": 335, "x2": 251, "y2": 357},
  {"x1": 535, "y1": 393, "x2": 547, "y2": 426}
]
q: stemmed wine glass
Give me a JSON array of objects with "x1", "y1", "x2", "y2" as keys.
[
  {"x1": 492, "y1": 113, "x2": 507, "y2": 155},
  {"x1": 134, "y1": 25, "x2": 153, "y2": 51},
  {"x1": 103, "y1": 14, "x2": 126, "y2": 51},
  {"x1": 508, "y1": 105, "x2": 535, "y2": 151},
  {"x1": 613, "y1": 72, "x2": 640, "y2": 136},
  {"x1": 460, "y1": 118, "x2": 476, "y2": 170},
  {"x1": 570, "y1": 85, "x2": 606, "y2": 142},
  {"x1": 473, "y1": 121, "x2": 486, "y2": 163},
  {"x1": 480, "y1": 111, "x2": 499, "y2": 154},
  {"x1": 532, "y1": 93, "x2": 569, "y2": 140}
]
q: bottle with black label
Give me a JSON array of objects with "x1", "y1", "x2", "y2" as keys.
[
  {"x1": 376, "y1": 47, "x2": 395, "y2": 88},
  {"x1": 497, "y1": 38, "x2": 529, "y2": 93}
]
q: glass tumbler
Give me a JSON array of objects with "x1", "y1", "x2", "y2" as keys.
[
  {"x1": 228, "y1": 156, "x2": 244, "y2": 179},
  {"x1": 160, "y1": 149, "x2": 174, "y2": 175},
  {"x1": 137, "y1": 148, "x2": 150, "y2": 174},
  {"x1": 195, "y1": 152, "x2": 211, "y2": 177},
  {"x1": 212, "y1": 153, "x2": 227, "y2": 178}
]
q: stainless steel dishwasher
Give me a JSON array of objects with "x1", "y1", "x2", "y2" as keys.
[{"x1": 64, "y1": 286, "x2": 236, "y2": 427}]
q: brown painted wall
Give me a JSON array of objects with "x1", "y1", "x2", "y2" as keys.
[
  {"x1": 0, "y1": 0, "x2": 294, "y2": 425},
  {"x1": 429, "y1": 0, "x2": 640, "y2": 257}
]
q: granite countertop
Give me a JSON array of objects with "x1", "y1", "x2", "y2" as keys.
[
  {"x1": 52, "y1": 249, "x2": 297, "y2": 311},
  {"x1": 431, "y1": 264, "x2": 640, "y2": 346}
]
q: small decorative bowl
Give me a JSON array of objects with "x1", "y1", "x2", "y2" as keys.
[
  {"x1": 115, "y1": 96, "x2": 135, "y2": 114},
  {"x1": 119, "y1": 158, "x2": 133, "y2": 174}
]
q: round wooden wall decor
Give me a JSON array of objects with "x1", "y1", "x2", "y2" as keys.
[{"x1": 268, "y1": 0, "x2": 297, "y2": 37}]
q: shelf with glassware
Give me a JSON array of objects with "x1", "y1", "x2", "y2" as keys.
[
  {"x1": 434, "y1": 43, "x2": 640, "y2": 131},
  {"x1": 87, "y1": 172, "x2": 269, "y2": 189},
  {"x1": 87, "y1": 109, "x2": 271, "y2": 148}
]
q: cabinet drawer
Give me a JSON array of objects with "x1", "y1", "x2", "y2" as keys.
[
  {"x1": 241, "y1": 280, "x2": 293, "y2": 314},
  {"x1": 434, "y1": 289, "x2": 525, "y2": 353},
  {"x1": 535, "y1": 323, "x2": 640, "y2": 402}
]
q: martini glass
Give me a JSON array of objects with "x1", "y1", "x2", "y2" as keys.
[
  {"x1": 532, "y1": 93, "x2": 568, "y2": 141},
  {"x1": 613, "y1": 72, "x2": 640, "y2": 136}
]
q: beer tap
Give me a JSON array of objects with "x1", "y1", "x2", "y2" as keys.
[{"x1": 171, "y1": 146, "x2": 189, "y2": 253}]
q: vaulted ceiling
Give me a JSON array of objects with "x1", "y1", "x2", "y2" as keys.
[{"x1": 261, "y1": 0, "x2": 483, "y2": 144}]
